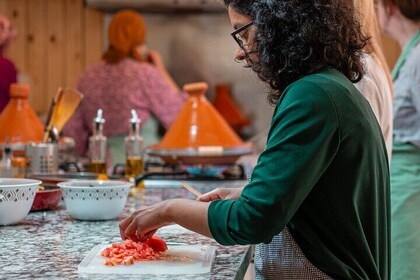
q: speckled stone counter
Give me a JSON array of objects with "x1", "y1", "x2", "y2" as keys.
[{"x1": 0, "y1": 180, "x2": 253, "y2": 280}]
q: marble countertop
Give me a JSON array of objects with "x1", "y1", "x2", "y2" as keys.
[{"x1": 0, "y1": 180, "x2": 253, "y2": 280}]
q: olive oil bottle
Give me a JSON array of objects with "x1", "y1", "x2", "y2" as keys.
[
  {"x1": 89, "y1": 109, "x2": 108, "y2": 179},
  {"x1": 125, "y1": 109, "x2": 144, "y2": 188}
]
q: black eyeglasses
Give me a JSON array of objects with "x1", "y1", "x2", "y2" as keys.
[{"x1": 230, "y1": 21, "x2": 254, "y2": 49}]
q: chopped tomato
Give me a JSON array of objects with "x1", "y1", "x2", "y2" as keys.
[
  {"x1": 145, "y1": 236, "x2": 168, "y2": 252},
  {"x1": 101, "y1": 236, "x2": 168, "y2": 266}
]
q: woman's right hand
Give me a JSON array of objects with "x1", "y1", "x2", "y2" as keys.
[
  {"x1": 146, "y1": 50, "x2": 164, "y2": 68},
  {"x1": 197, "y1": 187, "x2": 244, "y2": 202}
]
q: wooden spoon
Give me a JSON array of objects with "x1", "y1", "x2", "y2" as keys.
[
  {"x1": 42, "y1": 88, "x2": 63, "y2": 143},
  {"x1": 178, "y1": 181, "x2": 202, "y2": 197},
  {"x1": 50, "y1": 88, "x2": 83, "y2": 133}
]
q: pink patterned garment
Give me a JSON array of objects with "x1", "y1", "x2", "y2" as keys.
[
  {"x1": 62, "y1": 58, "x2": 187, "y2": 156},
  {"x1": 0, "y1": 55, "x2": 17, "y2": 113}
]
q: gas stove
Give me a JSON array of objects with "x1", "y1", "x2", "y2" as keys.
[
  {"x1": 137, "y1": 159, "x2": 247, "y2": 182},
  {"x1": 60, "y1": 156, "x2": 250, "y2": 184}
]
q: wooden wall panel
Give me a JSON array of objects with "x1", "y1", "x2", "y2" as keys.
[
  {"x1": 1, "y1": 0, "x2": 104, "y2": 114},
  {"x1": 46, "y1": 0, "x2": 65, "y2": 111},
  {"x1": 84, "y1": 8, "x2": 103, "y2": 68},
  {"x1": 0, "y1": 1, "x2": 6, "y2": 14},
  {"x1": 26, "y1": 0, "x2": 46, "y2": 111},
  {"x1": 65, "y1": 0, "x2": 83, "y2": 88},
  {"x1": 3, "y1": 0, "x2": 26, "y2": 75}
]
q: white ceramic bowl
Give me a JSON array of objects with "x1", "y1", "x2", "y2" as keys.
[
  {"x1": 57, "y1": 180, "x2": 132, "y2": 221},
  {"x1": 0, "y1": 178, "x2": 41, "y2": 226}
]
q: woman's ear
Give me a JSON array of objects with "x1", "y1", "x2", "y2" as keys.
[{"x1": 385, "y1": 2, "x2": 395, "y2": 17}]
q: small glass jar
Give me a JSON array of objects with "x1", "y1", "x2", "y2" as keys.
[{"x1": 12, "y1": 157, "x2": 28, "y2": 178}]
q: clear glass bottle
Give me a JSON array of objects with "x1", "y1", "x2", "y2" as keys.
[
  {"x1": 88, "y1": 109, "x2": 108, "y2": 179},
  {"x1": 125, "y1": 109, "x2": 144, "y2": 188},
  {"x1": 0, "y1": 137, "x2": 13, "y2": 178}
]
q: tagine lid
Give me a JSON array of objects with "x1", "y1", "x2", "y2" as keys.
[
  {"x1": 0, "y1": 83, "x2": 44, "y2": 145},
  {"x1": 156, "y1": 82, "x2": 250, "y2": 150}
]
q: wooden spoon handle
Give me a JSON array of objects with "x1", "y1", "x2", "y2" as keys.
[{"x1": 179, "y1": 181, "x2": 202, "y2": 197}]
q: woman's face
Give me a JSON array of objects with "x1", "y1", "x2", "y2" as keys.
[
  {"x1": 227, "y1": 6, "x2": 258, "y2": 65},
  {"x1": 0, "y1": 16, "x2": 16, "y2": 51}
]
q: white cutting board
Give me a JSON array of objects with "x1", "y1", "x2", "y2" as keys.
[{"x1": 78, "y1": 244, "x2": 216, "y2": 275}]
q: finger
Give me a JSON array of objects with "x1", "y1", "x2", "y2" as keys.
[
  {"x1": 147, "y1": 229, "x2": 158, "y2": 239},
  {"x1": 119, "y1": 214, "x2": 135, "y2": 239},
  {"x1": 125, "y1": 219, "x2": 140, "y2": 241},
  {"x1": 198, "y1": 190, "x2": 217, "y2": 202},
  {"x1": 137, "y1": 227, "x2": 158, "y2": 242},
  {"x1": 138, "y1": 231, "x2": 151, "y2": 242},
  {"x1": 198, "y1": 189, "x2": 223, "y2": 202},
  {"x1": 119, "y1": 226, "x2": 126, "y2": 240}
]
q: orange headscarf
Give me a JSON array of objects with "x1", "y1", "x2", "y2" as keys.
[{"x1": 102, "y1": 10, "x2": 146, "y2": 64}]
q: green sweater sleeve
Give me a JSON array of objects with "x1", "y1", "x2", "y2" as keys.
[{"x1": 208, "y1": 81, "x2": 341, "y2": 245}]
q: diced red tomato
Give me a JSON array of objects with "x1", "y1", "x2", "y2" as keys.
[
  {"x1": 101, "y1": 236, "x2": 168, "y2": 266},
  {"x1": 145, "y1": 236, "x2": 168, "y2": 252}
]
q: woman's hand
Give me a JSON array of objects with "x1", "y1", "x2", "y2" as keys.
[
  {"x1": 119, "y1": 201, "x2": 172, "y2": 242},
  {"x1": 119, "y1": 199, "x2": 212, "y2": 241},
  {"x1": 146, "y1": 50, "x2": 164, "y2": 68},
  {"x1": 145, "y1": 49, "x2": 181, "y2": 92},
  {"x1": 197, "y1": 187, "x2": 244, "y2": 202}
]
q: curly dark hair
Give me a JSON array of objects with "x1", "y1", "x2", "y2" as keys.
[{"x1": 224, "y1": 0, "x2": 368, "y2": 105}]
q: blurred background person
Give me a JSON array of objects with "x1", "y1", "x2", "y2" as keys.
[
  {"x1": 353, "y1": 0, "x2": 394, "y2": 161},
  {"x1": 0, "y1": 14, "x2": 17, "y2": 113},
  {"x1": 376, "y1": 0, "x2": 420, "y2": 279},
  {"x1": 63, "y1": 10, "x2": 187, "y2": 166}
]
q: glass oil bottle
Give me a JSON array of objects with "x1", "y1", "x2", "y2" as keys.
[
  {"x1": 88, "y1": 109, "x2": 108, "y2": 179},
  {"x1": 125, "y1": 109, "x2": 144, "y2": 188},
  {"x1": 0, "y1": 137, "x2": 13, "y2": 178}
]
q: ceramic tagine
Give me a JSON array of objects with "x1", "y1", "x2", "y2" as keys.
[
  {"x1": 0, "y1": 83, "x2": 44, "y2": 148},
  {"x1": 146, "y1": 82, "x2": 253, "y2": 165}
]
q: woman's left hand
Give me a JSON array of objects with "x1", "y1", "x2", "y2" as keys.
[{"x1": 119, "y1": 201, "x2": 172, "y2": 242}]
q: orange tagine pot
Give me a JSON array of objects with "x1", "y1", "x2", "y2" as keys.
[
  {"x1": 213, "y1": 83, "x2": 251, "y2": 132},
  {"x1": 0, "y1": 83, "x2": 44, "y2": 146},
  {"x1": 146, "y1": 82, "x2": 253, "y2": 165}
]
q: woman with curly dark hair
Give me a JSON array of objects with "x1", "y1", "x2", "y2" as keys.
[{"x1": 119, "y1": 1, "x2": 390, "y2": 279}]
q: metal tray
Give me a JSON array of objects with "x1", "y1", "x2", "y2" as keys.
[{"x1": 146, "y1": 143, "x2": 254, "y2": 165}]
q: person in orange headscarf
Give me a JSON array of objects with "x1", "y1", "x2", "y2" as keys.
[
  {"x1": 63, "y1": 10, "x2": 186, "y2": 166},
  {"x1": 0, "y1": 14, "x2": 18, "y2": 113}
]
